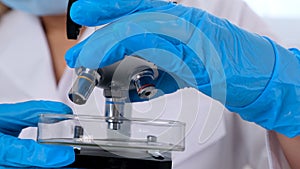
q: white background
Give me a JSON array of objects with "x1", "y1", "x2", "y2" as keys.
[{"x1": 243, "y1": 0, "x2": 300, "y2": 48}]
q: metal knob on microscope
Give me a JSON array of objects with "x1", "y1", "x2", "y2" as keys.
[
  {"x1": 68, "y1": 67, "x2": 101, "y2": 105},
  {"x1": 132, "y1": 70, "x2": 158, "y2": 99}
]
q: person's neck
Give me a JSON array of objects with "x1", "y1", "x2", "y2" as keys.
[{"x1": 41, "y1": 15, "x2": 79, "y2": 85}]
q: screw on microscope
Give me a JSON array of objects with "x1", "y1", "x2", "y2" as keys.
[
  {"x1": 74, "y1": 125, "x2": 84, "y2": 138},
  {"x1": 146, "y1": 135, "x2": 165, "y2": 160},
  {"x1": 147, "y1": 135, "x2": 158, "y2": 143}
]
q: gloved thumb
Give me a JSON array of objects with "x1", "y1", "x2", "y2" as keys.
[
  {"x1": 0, "y1": 133, "x2": 75, "y2": 167},
  {"x1": 0, "y1": 100, "x2": 73, "y2": 136}
]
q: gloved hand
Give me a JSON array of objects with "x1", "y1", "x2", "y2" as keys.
[
  {"x1": 0, "y1": 100, "x2": 75, "y2": 167},
  {"x1": 65, "y1": 0, "x2": 300, "y2": 137}
]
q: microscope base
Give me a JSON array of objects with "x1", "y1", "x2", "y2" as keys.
[{"x1": 65, "y1": 147, "x2": 172, "y2": 169}]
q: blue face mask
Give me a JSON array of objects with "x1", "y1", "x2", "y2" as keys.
[{"x1": 0, "y1": 0, "x2": 68, "y2": 16}]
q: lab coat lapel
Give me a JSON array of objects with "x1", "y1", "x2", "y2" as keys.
[{"x1": 0, "y1": 10, "x2": 59, "y2": 102}]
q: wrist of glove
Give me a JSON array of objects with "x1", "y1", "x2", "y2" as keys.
[
  {"x1": 227, "y1": 46, "x2": 300, "y2": 138},
  {"x1": 0, "y1": 101, "x2": 75, "y2": 167},
  {"x1": 66, "y1": 0, "x2": 300, "y2": 137}
]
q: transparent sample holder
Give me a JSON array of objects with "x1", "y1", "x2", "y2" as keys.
[{"x1": 37, "y1": 114, "x2": 185, "y2": 152}]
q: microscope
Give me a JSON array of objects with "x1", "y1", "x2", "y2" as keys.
[
  {"x1": 68, "y1": 56, "x2": 159, "y2": 130},
  {"x1": 37, "y1": 1, "x2": 184, "y2": 168},
  {"x1": 64, "y1": 56, "x2": 180, "y2": 169}
]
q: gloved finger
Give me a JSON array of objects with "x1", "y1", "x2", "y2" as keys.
[
  {"x1": 65, "y1": 37, "x2": 90, "y2": 68},
  {"x1": 71, "y1": 17, "x2": 201, "y2": 87},
  {"x1": 0, "y1": 133, "x2": 74, "y2": 167},
  {"x1": 71, "y1": 20, "x2": 182, "y2": 67},
  {"x1": 70, "y1": 0, "x2": 170, "y2": 26},
  {"x1": 0, "y1": 100, "x2": 73, "y2": 136}
]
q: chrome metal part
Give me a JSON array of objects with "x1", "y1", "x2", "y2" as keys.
[
  {"x1": 68, "y1": 67, "x2": 101, "y2": 105},
  {"x1": 68, "y1": 57, "x2": 159, "y2": 130},
  {"x1": 132, "y1": 70, "x2": 158, "y2": 99},
  {"x1": 105, "y1": 97, "x2": 125, "y2": 130}
]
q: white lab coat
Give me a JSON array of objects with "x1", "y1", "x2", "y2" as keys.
[{"x1": 0, "y1": 0, "x2": 291, "y2": 168}]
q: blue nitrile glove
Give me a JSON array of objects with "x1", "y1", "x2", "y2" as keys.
[
  {"x1": 65, "y1": 0, "x2": 300, "y2": 137},
  {"x1": 0, "y1": 100, "x2": 75, "y2": 167}
]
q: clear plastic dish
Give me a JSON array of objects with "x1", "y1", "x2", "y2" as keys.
[{"x1": 37, "y1": 114, "x2": 185, "y2": 152}]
